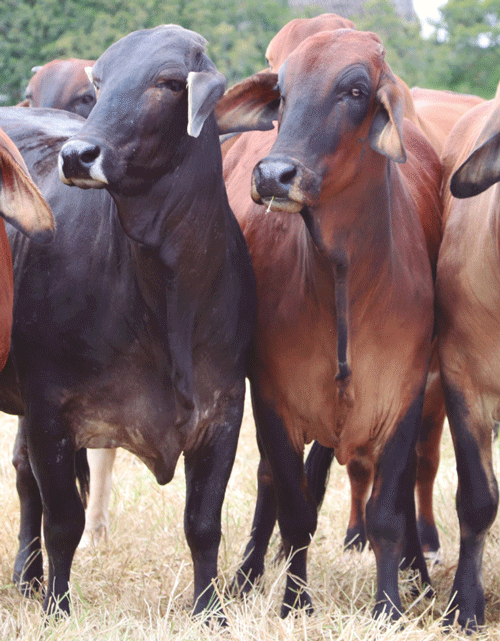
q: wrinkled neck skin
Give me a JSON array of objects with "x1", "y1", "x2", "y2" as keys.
[
  {"x1": 302, "y1": 152, "x2": 393, "y2": 290},
  {"x1": 111, "y1": 118, "x2": 228, "y2": 285},
  {"x1": 108, "y1": 117, "x2": 231, "y2": 427}
]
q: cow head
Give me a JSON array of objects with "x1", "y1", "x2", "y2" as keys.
[
  {"x1": 265, "y1": 13, "x2": 356, "y2": 72},
  {"x1": 217, "y1": 30, "x2": 406, "y2": 216},
  {"x1": 58, "y1": 25, "x2": 226, "y2": 196},
  {"x1": 450, "y1": 97, "x2": 500, "y2": 198},
  {"x1": 23, "y1": 59, "x2": 96, "y2": 118},
  {"x1": 0, "y1": 127, "x2": 54, "y2": 243}
]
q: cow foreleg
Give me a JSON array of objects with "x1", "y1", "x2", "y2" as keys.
[
  {"x1": 12, "y1": 417, "x2": 44, "y2": 597},
  {"x1": 366, "y1": 392, "x2": 428, "y2": 621},
  {"x1": 183, "y1": 398, "x2": 243, "y2": 619},
  {"x1": 250, "y1": 385, "x2": 317, "y2": 618},
  {"x1": 25, "y1": 404, "x2": 85, "y2": 615},
  {"x1": 443, "y1": 383, "x2": 498, "y2": 631},
  {"x1": 232, "y1": 433, "x2": 277, "y2": 595}
]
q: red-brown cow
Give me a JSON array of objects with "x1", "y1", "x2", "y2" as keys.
[
  {"x1": 0, "y1": 127, "x2": 54, "y2": 367},
  {"x1": 19, "y1": 59, "x2": 96, "y2": 117},
  {"x1": 244, "y1": 13, "x2": 447, "y2": 559},
  {"x1": 217, "y1": 29, "x2": 441, "y2": 619},
  {"x1": 436, "y1": 85, "x2": 500, "y2": 630},
  {"x1": 410, "y1": 86, "x2": 484, "y2": 155}
]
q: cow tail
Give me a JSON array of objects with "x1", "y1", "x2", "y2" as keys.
[
  {"x1": 334, "y1": 261, "x2": 353, "y2": 404},
  {"x1": 75, "y1": 447, "x2": 90, "y2": 509}
]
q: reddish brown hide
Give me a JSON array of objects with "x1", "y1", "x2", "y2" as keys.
[
  {"x1": 19, "y1": 58, "x2": 96, "y2": 118},
  {"x1": 410, "y1": 86, "x2": 484, "y2": 155},
  {"x1": 436, "y1": 86, "x2": 500, "y2": 630},
  {"x1": 0, "y1": 127, "x2": 54, "y2": 369},
  {"x1": 218, "y1": 29, "x2": 442, "y2": 620}
]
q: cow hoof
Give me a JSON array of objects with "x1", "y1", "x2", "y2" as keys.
[
  {"x1": 229, "y1": 565, "x2": 263, "y2": 597},
  {"x1": 417, "y1": 517, "x2": 440, "y2": 559},
  {"x1": 78, "y1": 524, "x2": 108, "y2": 549},
  {"x1": 423, "y1": 547, "x2": 443, "y2": 566},
  {"x1": 13, "y1": 551, "x2": 44, "y2": 598},
  {"x1": 372, "y1": 600, "x2": 402, "y2": 623},
  {"x1": 443, "y1": 610, "x2": 480, "y2": 635},
  {"x1": 280, "y1": 588, "x2": 313, "y2": 618},
  {"x1": 343, "y1": 527, "x2": 367, "y2": 551}
]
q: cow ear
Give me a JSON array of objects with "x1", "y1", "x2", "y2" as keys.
[
  {"x1": 0, "y1": 137, "x2": 55, "y2": 243},
  {"x1": 450, "y1": 103, "x2": 500, "y2": 198},
  {"x1": 215, "y1": 71, "x2": 280, "y2": 134},
  {"x1": 187, "y1": 69, "x2": 226, "y2": 138},
  {"x1": 369, "y1": 72, "x2": 406, "y2": 164}
]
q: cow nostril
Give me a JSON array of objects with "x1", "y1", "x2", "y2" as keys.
[
  {"x1": 279, "y1": 166, "x2": 297, "y2": 185},
  {"x1": 80, "y1": 146, "x2": 100, "y2": 165}
]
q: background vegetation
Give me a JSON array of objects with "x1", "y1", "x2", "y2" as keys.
[{"x1": 0, "y1": 0, "x2": 499, "y2": 104}]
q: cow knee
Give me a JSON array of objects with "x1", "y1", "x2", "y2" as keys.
[
  {"x1": 366, "y1": 498, "x2": 405, "y2": 549},
  {"x1": 279, "y1": 499, "x2": 317, "y2": 551},
  {"x1": 185, "y1": 512, "x2": 220, "y2": 555},
  {"x1": 457, "y1": 482, "x2": 498, "y2": 538}
]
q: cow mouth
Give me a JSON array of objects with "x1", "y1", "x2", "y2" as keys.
[
  {"x1": 59, "y1": 174, "x2": 107, "y2": 189},
  {"x1": 258, "y1": 195, "x2": 304, "y2": 214},
  {"x1": 251, "y1": 155, "x2": 321, "y2": 214}
]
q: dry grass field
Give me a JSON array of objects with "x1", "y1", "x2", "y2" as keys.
[{"x1": 0, "y1": 387, "x2": 500, "y2": 640}]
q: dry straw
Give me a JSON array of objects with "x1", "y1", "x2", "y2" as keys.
[{"x1": 0, "y1": 392, "x2": 499, "y2": 640}]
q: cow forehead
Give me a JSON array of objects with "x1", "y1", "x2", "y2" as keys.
[
  {"x1": 92, "y1": 25, "x2": 208, "y2": 81},
  {"x1": 282, "y1": 30, "x2": 384, "y2": 87},
  {"x1": 266, "y1": 14, "x2": 356, "y2": 69}
]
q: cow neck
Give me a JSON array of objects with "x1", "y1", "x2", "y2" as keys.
[
  {"x1": 110, "y1": 124, "x2": 231, "y2": 432},
  {"x1": 301, "y1": 158, "x2": 395, "y2": 407}
]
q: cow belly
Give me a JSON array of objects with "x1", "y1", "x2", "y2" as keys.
[
  {"x1": 67, "y1": 377, "x2": 238, "y2": 485},
  {"x1": 263, "y1": 345, "x2": 427, "y2": 467}
]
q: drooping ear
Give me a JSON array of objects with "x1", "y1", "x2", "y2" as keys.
[
  {"x1": 369, "y1": 70, "x2": 406, "y2": 164},
  {"x1": 215, "y1": 71, "x2": 280, "y2": 135},
  {"x1": 187, "y1": 68, "x2": 226, "y2": 138},
  {"x1": 84, "y1": 66, "x2": 94, "y2": 85},
  {"x1": 0, "y1": 132, "x2": 55, "y2": 243},
  {"x1": 450, "y1": 102, "x2": 500, "y2": 198}
]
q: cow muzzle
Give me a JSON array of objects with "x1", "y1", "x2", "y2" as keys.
[
  {"x1": 251, "y1": 156, "x2": 321, "y2": 213},
  {"x1": 59, "y1": 139, "x2": 108, "y2": 188}
]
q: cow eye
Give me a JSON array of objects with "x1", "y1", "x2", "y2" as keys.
[
  {"x1": 350, "y1": 87, "x2": 362, "y2": 98},
  {"x1": 78, "y1": 94, "x2": 94, "y2": 105},
  {"x1": 156, "y1": 79, "x2": 185, "y2": 92}
]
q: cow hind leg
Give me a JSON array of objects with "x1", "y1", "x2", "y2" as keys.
[
  {"x1": 231, "y1": 434, "x2": 278, "y2": 595},
  {"x1": 249, "y1": 384, "x2": 317, "y2": 617},
  {"x1": 416, "y1": 370, "x2": 445, "y2": 559},
  {"x1": 366, "y1": 393, "x2": 428, "y2": 621},
  {"x1": 24, "y1": 402, "x2": 85, "y2": 615},
  {"x1": 443, "y1": 384, "x2": 498, "y2": 631},
  {"x1": 344, "y1": 456, "x2": 372, "y2": 551},
  {"x1": 183, "y1": 396, "x2": 243, "y2": 619},
  {"x1": 79, "y1": 448, "x2": 116, "y2": 548},
  {"x1": 12, "y1": 417, "x2": 44, "y2": 597}
]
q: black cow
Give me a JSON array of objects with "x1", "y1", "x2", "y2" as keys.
[{"x1": 1, "y1": 24, "x2": 255, "y2": 617}]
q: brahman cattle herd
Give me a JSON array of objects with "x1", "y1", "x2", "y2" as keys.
[{"x1": 0, "y1": 11, "x2": 498, "y2": 632}]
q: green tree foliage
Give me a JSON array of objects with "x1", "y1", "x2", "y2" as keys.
[
  {"x1": 0, "y1": 0, "x2": 291, "y2": 104},
  {"x1": 427, "y1": 0, "x2": 500, "y2": 98},
  {"x1": 350, "y1": 0, "x2": 429, "y2": 88},
  {"x1": 1, "y1": 0, "x2": 498, "y2": 105}
]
